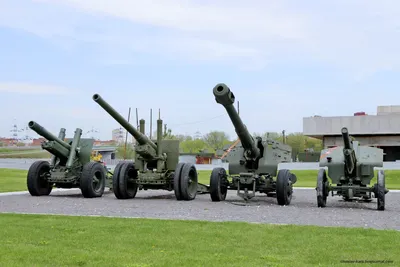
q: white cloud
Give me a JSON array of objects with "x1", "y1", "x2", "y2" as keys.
[
  {"x1": 0, "y1": 82, "x2": 73, "y2": 94},
  {"x1": 1, "y1": 0, "x2": 400, "y2": 73},
  {"x1": 46, "y1": 0, "x2": 308, "y2": 40}
]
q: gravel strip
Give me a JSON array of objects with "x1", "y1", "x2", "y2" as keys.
[{"x1": 0, "y1": 189, "x2": 399, "y2": 231}]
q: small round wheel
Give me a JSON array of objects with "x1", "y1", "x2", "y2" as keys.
[
  {"x1": 376, "y1": 170, "x2": 385, "y2": 211},
  {"x1": 173, "y1": 163, "x2": 185, "y2": 200},
  {"x1": 118, "y1": 162, "x2": 138, "y2": 199},
  {"x1": 209, "y1": 167, "x2": 228, "y2": 202},
  {"x1": 276, "y1": 169, "x2": 294, "y2": 206},
  {"x1": 316, "y1": 168, "x2": 328, "y2": 208},
  {"x1": 80, "y1": 161, "x2": 106, "y2": 198},
  {"x1": 27, "y1": 160, "x2": 53, "y2": 196},
  {"x1": 179, "y1": 163, "x2": 198, "y2": 201}
]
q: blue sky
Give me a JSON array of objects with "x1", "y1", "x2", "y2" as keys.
[{"x1": 1, "y1": 0, "x2": 400, "y2": 141}]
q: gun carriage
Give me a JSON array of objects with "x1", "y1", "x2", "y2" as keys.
[
  {"x1": 27, "y1": 121, "x2": 109, "y2": 198},
  {"x1": 209, "y1": 83, "x2": 297, "y2": 205},
  {"x1": 92, "y1": 94, "x2": 209, "y2": 200},
  {"x1": 316, "y1": 127, "x2": 389, "y2": 210}
]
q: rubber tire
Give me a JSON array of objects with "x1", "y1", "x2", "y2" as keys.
[
  {"x1": 276, "y1": 169, "x2": 293, "y2": 206},
  {"x1": 112, "y1": 161, "x2": 125, "y2": 199},
  {"x1": 316, "y1": 168, "x2": 328, "y2": 208},
  {"x1": 80, "y1": 161, "x2": 106, "y2": 198},
  {"x1": 27, "y1": 160, "x2": 53, "y2": 196},
  {"x1": 210, "y1": 167, "x2": 228, "y2": 202},
  {"x1": 118, "y1": 162, "x2": 138, "y2": 199},
  {"x1": 179, "y1": 163, "x2": 198, "y2": 201},
  {"x1": 377, "y1": 170, "x2": 385, "y2": 211},
  {"x1": 173, "y1": 163, "x2": 185, "y2": 200}
]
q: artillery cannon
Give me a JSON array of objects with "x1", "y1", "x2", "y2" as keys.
[
  {"x1": 92, "y1": 94, "x2": 209, "y2": 200},
  {"x1": 316, "y1": 127, "x2": 389, "y2": 210},
  {"x1": 26, "y1": 121, "x2": 110, "y2": 198},
  {"x1": 209, "y1": 83, "x2": 297, "y2": 205}
]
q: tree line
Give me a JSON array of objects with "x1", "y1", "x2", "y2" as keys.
[{"x1": 115, "y1": 126, "x2": 323, "y2": 159}]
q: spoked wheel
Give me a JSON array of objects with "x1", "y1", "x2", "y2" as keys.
[
  {"x1": 376, "y1": 170, "x2": 385, "y2": 211},
  {"x1": 209, "y1": 167, "x2": 228, "y2": 202},
  {"x1": 117, "y1": 162, "x2": 139, "y2": 199},
  {"x1": 316, "y1": 168, "x2": 329, "y2": 208},
  {"x1": 27, "y1": 160, "x2": 53, "y2": 196},
  {"x1": 80, "y1": 162, "x2": 107, "y2": 198},
  {"x1": 178, "y1": 163, "x2": 198, "y2": 201},
  {"x1": 276, "y1": 169, "x2": 294, "y2": 206}
]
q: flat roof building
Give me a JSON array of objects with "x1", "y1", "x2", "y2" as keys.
[{"x1": 303, "y1": 105, "x2": 400, "y2": 161}]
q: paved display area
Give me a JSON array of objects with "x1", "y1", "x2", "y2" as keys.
[{"x1": 1, "y1": 188, "x2": 399, "y2": 231}]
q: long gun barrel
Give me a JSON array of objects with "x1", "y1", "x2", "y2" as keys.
[
  {"x1": 28, "y1": 121, "x2": 71, "y2": 150},
  {"x1": 342, "y1": 127, "x2": 352, "y2": 149},
  {"x1": 92, "y1": 94, "x2": 157, "y2": 151},
  {"x1": 28, "y1": 121, "x2": 73, "y2": 164},
  {"x1": 341, "y1": 127, "x2": 356, "y2": 175},
  {"x1": 213, "y1": 83, "x2": 260, "y2": 159}
]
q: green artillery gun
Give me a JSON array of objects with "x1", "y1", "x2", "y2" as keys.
[
  {"x1": 92, "y1": 94, "x2": 208, "y2": 200},
  {"x1": 209, "y1": 83, "x2": 297, "y2": 205},
  {"x1": 27, "y1": 121, "x2": 109, "y2": 198},
  {"x1": 316, "y1": 127, "x2": 389, "y2": 210}
]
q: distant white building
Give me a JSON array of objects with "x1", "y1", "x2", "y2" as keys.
[
  {"x1": 112, "y1": 128, "x2": 126, "y2": 144},
  {"x1": 303, "y1": 105, "x2": 400, "y2": 161}
]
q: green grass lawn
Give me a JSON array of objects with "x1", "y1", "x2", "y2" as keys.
[
  {"x1": 0, "y1": 213, "x2": 398, "y2": 266},
  {"x1": 1, "y1": 168, "x2": 400, "y2": 193},
  {"x1": 0, "y1": 168, "x2": 29, "y2": 192},
  {"x1": 0, "y1": 147, "x2": 50, "y2": 158},
  {"x1": 0, "y1": 148, "x2": 41, "y2": 153},
  {"x1": 0, "y1": 150, "x2": 50, "y2": 158}
]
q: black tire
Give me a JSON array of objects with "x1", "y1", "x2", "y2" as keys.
[
  {"x1": 173, "y1": 163, "x2": 185, "y2": 200},
  {"x1": 210, "y1": 167, "x2": 228, "y2": 202},
  {"x1": 118, "y1": 162, "x2": 138, "y2": 199},
  {"x1": 179, "y1": 163, "x2": 198, "y2": 201},
  {"x1": 27, "y1": 160, "x2": 53, "y2": 196},
  {"x1": 80, "y1": 162, "x2": 106, "y2": 198},
  {"x1": 276, "y1": 169, "x2": 293, "y2": 206},
  {"x1": 316, "y1": 168, "x2": 328, "y2": 208},
  {"x1": 377, "y1": 170, "x2": 385, "y2": 211},
  {"x1": 112, "y1": 161, "x2": 125, "y2": 199}
]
